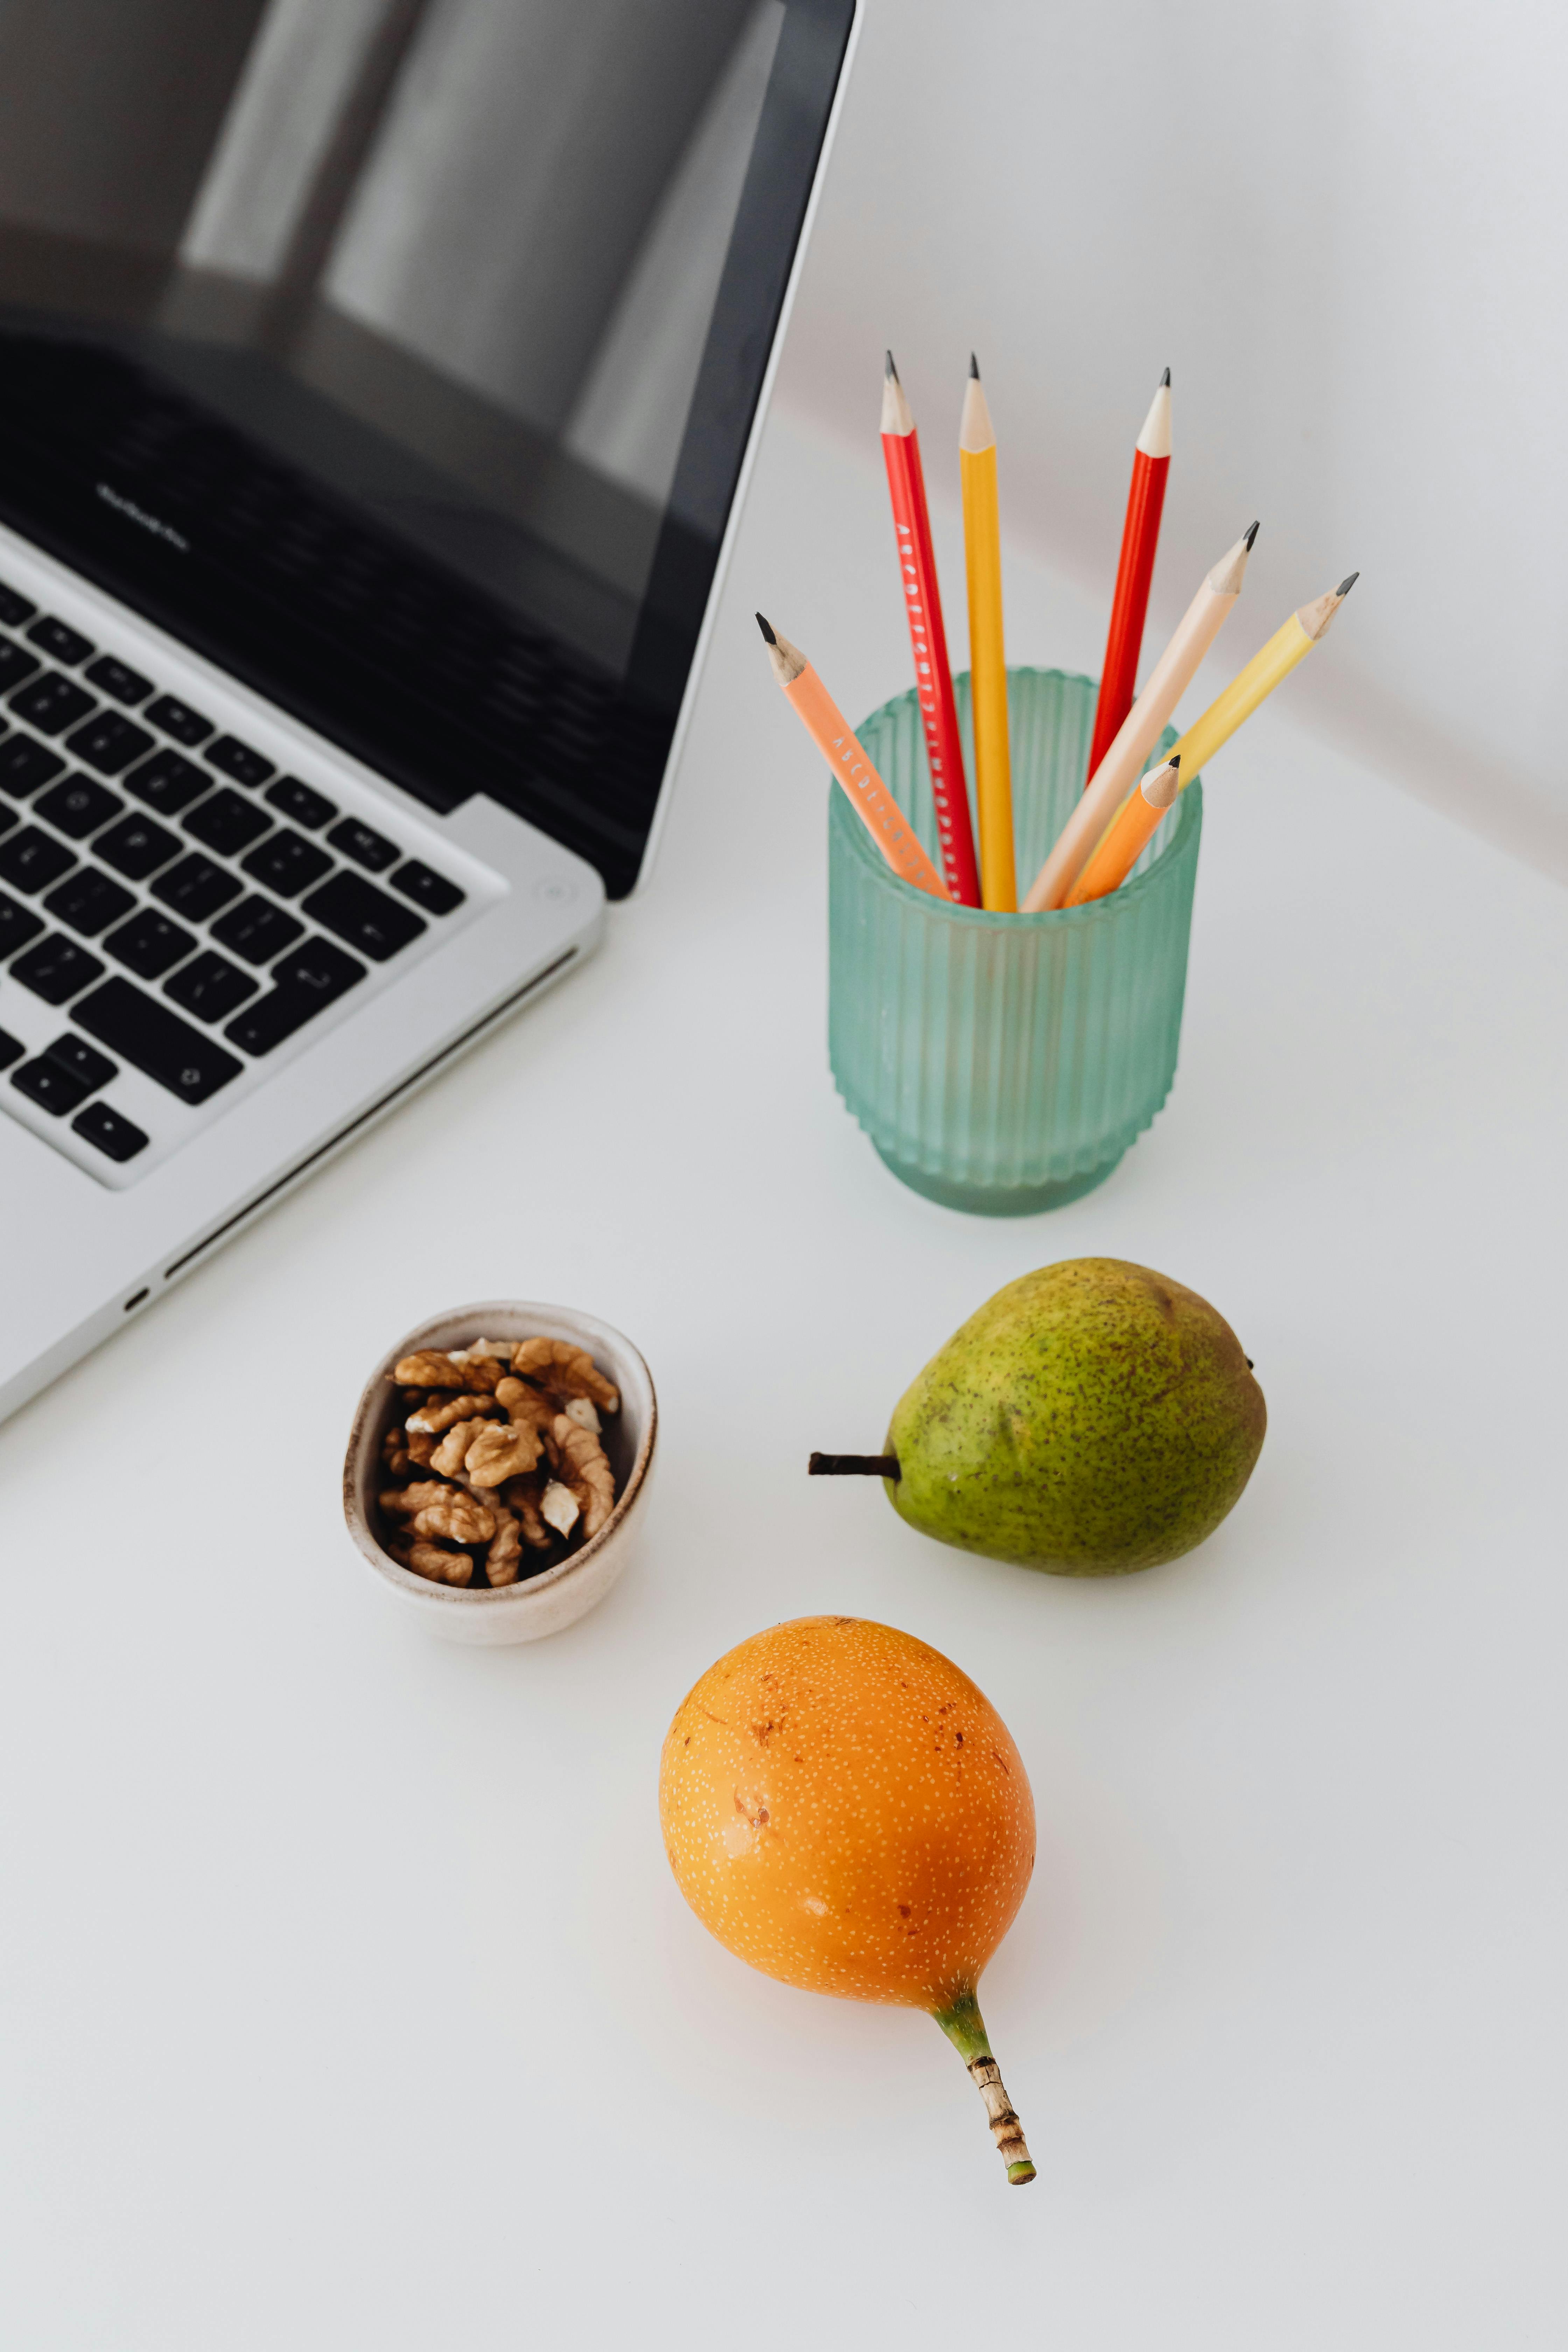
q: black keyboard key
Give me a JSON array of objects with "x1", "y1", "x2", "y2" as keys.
[
  {"x1": 391, "y1": 860, "x2": 465, "y2": 917},
  {"x1": 35, "y1": 775, "x2": 123, "y2": 839},
  {"x1": 124, "y1": 746, "x2": 206, "y2": 815},
  {"x1": 65, "y1": 711, "x2": 154, "y2": 776},
  {"x1": 27, "y1": 617, "x2": 93, "y2": 666},
  {"x1": 10, "y1": 1055, "x2": 92, "y2": 1115},
  {"x1": 43, "y1": 868, "x2": 135, "y2": 938},
  {"x1": 97, "y1": 813, "x2": 181, "y2": 881},
  {"x1": 0, "y1": 582, "x2": 36, "y2": 628},
  {"x1": 210, "y1": 895, "x2": 303, "y2": 966},
  {"x1": 103, "y1": 906, "x2": 195, "y2": 979},
  {"x1": 0, "y1": 639, "x2": 42, "y2": 692},
  {"x1": 164, "y1": 949, "x2": 257, "y2": 1021},
  {"x1": 150, "y1": 852, "x2": 241, "y2": 921},
  {"x1": 10, "y1": 934, "x2": 104, "y2": 1004},
  {"x1": 9, "y1": 671, "x2": 96, "y2": 736},
  {"x1": 0, "y1": 737, "x2": 66, "y2": 799},
  {"x1": 145, "y1": 695, "x2": 212, "y2": 746},
  {"x1": 0, "y1": 826, "x2": 76, "y2": 893},
  {"x1": 0, "y1": 888, "x2": 45, "y2": 956},
  {"x1": 183, "y1": 787, "x2": 272, "y2": 857},
  {"x1": 84, "y1": 655, "x2": 153, "y2": 706},
  {"x1": 327, "y1": 816, "x2": 398, "y2": 873},
  {"x1": 72, "y1": 1100, "x2": 149, "y2": 1162},
  {"x1": 0, "y1": 1023, "x2": 22, "y2": 1068},
  {"x1": 46, "y1": 1033, "x2": 117, "y2": 1090},
  {"x1": 0, "y1": 803, "x2": 13, "y2": 838},
  {"x1": 74, "y1": 975, "x2": 242, "y2": 1102},
  {"x1": 241, "y1": 828, "x2": 331, "y2": 897},
  {"x1": 204, "y1": 734, "x2": 274, "y2": 787},
  {"x1": 225, "y1": 938, "x2": 365, "y2": 1055},
  {"x1": 301, "y1": 870, "x2": 425, "y2": 962},
  {"x1": 265, "y1": 775, "x2": 335, "y2": 830}
]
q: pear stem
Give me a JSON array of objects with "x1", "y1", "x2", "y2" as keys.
[
  {"x1": 808, "y1": 1452, "x2": 900, "y2": 1479},
  {"x1": 932, "y1": 1990, "x2": 1036, "y2": 2185}
]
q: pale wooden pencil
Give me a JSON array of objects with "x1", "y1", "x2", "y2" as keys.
[{"x1": 1022, "y1": 523, "x2": 1259, "y2": 912}]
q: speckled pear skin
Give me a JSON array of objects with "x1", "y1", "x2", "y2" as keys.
[
  {"x1": 885, "y1": 1259, "x2": 1266, "y2": 1577},
  {"x1": 659, "y1": 1617, "x2": 1034, "y2": 2009}
]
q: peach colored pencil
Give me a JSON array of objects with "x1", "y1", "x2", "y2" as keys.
[
  {"x1": 757, "y1": 614, "x2": 950, "y2": 900},
  {"x1": 1022, "y1": 522, "x2": 1259, "y2": 912}
]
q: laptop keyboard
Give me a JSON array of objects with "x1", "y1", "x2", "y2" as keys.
[{"x1": 0, "y1": 572, "x2": 474, "y2": 1179}]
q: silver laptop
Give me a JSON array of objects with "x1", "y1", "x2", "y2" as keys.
[{"x1": 0, "y1": 0, "x2": 858, "y2": 1421}]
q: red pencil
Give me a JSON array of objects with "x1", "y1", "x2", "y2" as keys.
[
  {"x1": 880, "y1": 352, "x2": 981, "y2": 905},
  {"x1": 1084, "y1": 368, "x2": 1172, "y2": 790}
]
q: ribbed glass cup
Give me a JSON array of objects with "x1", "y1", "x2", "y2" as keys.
[{"x1": 828, "y1": 667, "x2": 1202, "y2": 1214}]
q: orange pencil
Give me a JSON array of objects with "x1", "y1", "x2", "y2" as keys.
[{"x1": 757, "y1": 614, "x2": 950, "y2": 900}]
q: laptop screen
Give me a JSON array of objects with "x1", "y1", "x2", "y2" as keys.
[{"x1": 0, "y1": 0, "x2": 854, "y2": 896}]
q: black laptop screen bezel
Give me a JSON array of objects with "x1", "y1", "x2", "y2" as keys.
[{"x1": 0, "y1": 0, "x2": 856, "y2": 899}]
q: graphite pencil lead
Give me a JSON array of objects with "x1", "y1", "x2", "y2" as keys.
[
  {"x1": 755, "y1": 611, "x2": 776, "y2": 644},
  {"x1": 885, "y1": 349, "x2": 899, "y2": 381},
  {"x1": 1160, "y1": 366, "x2": 1171, "y2": 386},
  {"x1": 969, "y1": 351, "x2": 980, "y2": 378},
  {"x1": 1244, "y1": 520, "x2": 1260, "y2": 550},
  {"x1": 1337, "y1": 572, "x2": 1359, "y2": 596}
]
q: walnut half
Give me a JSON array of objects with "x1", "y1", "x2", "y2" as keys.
[{"x1": 510, "y1": 1337, "x2": 620, "y2": 1415}]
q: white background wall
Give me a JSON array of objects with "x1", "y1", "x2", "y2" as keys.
[{"x1": 769, "y1": 0, "x2": 1568, "y2": 880}]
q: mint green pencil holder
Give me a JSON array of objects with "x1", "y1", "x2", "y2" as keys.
[{"x1": 828, "y1": 666, "x2": 1202, "y2": 1215}]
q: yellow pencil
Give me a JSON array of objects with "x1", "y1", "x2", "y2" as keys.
[
  {"x1": 959, "y1": 355, "x2": 1015, "y2": 910},
  {"x1": 1064, "y1": 573, "x2": 1358, "y2": 906}
]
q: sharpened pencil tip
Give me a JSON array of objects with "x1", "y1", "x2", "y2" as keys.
[
  {"x1": 1169, "y1": 753, "x2": 1180, "y2": 768},
  {"x1": 885, "y1": 349, "x2": 898, "y2": 381},
  {"x1": 1160, "y1": 366, "x2": 1171, "y2": 386},
  {"x1": 1337, "y1": 572, "x2": 1359, "y2": 597},
  {"x1": 1244, "y1": 520, "x2": 1260, "y2": 550},
  {"x1": 755, "y1": 611, "x2": 776, "y2": 644},
  {"x1": 968, "y1": 351, "x2": 980, "y2": 378}
]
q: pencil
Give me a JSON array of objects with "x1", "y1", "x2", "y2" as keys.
[
  {"x1": 1083, "y1": 370, "x2": 1172, "y2": 791},
  {"x1": 882, "y1": 354, "x2": 981, "y2": 906},
  {"x1": 756, "y1": 613, "x2": 951, "y2": 901},
  {"x1": 959, "y1": 356, "x2": 1016, "y2": 910},
  {"x1": 1022, "y1": 522, "x2": 1258, "y2": 911},
  {"x1": 1063, "y1": 574, "x2": 1359, "y2": 906}
]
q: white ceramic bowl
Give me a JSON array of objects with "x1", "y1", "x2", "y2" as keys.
[{"x1": 343, "y1": 1300, "x2": 656, "y2": 1644}]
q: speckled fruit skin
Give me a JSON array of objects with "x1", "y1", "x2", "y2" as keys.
[
  {"x1": 659, "y1": 1617, "x2": 1034, "y2": 2009},
  {"x1": 886, "y1": 1258, "x2": 1266, "y2": 1577}
]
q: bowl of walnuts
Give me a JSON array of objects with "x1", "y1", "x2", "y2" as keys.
[{"x1": 343, "y1": 1300, "x2": 656, "y2": 1643}]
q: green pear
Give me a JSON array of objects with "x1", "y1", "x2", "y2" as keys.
[{"x1": 860, "y1": 1259, "x2": 1264, "y2": 1577}]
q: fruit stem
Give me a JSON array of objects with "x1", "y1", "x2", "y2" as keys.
[
  {"x1": 932, "y1": 1990, "x2": 1036, "y2": 2186},
  {"x1": 808, "y1": 1452, "x2": 900, "y2": 1479}
]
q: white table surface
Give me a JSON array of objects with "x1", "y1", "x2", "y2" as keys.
[{"x1": 3, "y1": 405, "x2": 1566, "y2": 2351}]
